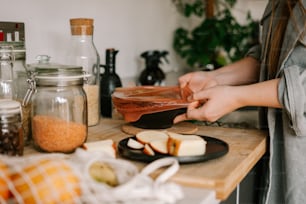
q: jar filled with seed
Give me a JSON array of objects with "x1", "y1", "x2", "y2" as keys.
[
  {"x1": 67, "y1": 18, "x2": 100, "y2": 127},
  {"x1": 0, "y1": 99, "x2": 23, "y2": 156},
  {"x1": 23, "y1": 55, "x2": 88, "y2": 153}
]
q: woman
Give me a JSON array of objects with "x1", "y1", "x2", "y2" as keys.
[{"x1": 174, "y1": 0, "x2": 306, "y2": 203}]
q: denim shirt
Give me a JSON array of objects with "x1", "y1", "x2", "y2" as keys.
[{"x1": 246, "y1": 0, "x2": 306, "y2": 203}]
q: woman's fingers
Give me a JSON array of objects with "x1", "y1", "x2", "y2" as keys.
[
  {"x1": 178, "y1": 72, "x2": 193, "y2": 88},
  {"x1": 175, "y1": 85, "x2": 242, "y2": 123},
  {"x1": 173, "y1": 113, "x2": 187, "y2": 124},
  {"x1": 173, "y1": 101, "x2": 200, "y2": 123}
]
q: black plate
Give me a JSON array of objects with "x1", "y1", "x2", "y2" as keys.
[{"x1": 118, "y1": 135, "x2": 229, "y2": 164}]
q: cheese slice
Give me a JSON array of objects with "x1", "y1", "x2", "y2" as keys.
[
  {"x1": 167, "y1": 132, "x2": 206, "y2": 156},
  {"x1": 83, "y1": 139, "x2": 116, "y2": 158}
]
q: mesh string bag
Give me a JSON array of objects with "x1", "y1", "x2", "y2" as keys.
[{"x1": 0, "y1": 148, "x2": 183, "y2": 204}]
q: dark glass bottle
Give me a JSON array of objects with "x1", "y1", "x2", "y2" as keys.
[
  {"x1": 100, "y1": 48, "x2": 122, "y2": 118},
  {"x1": 138, "y1": 50, "x2": 168, "y2": 86}
]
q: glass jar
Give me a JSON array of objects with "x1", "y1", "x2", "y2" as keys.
[
  {"x1": 0, "y1": 45, "x2": 16, "y2": 99},
  {"x1": 17, "y1": 70, "x2": 32, "y2": 145},
  {"x1": 12, "y1": 43, "x2": 32, "y2": 145},
  {"x1": 0, "y1": 99, "x2": 23, "y2": 156},
  {"x1": 66, "y1": 18, "x2": 100, "y2": 126},
  {"x1": 24, "y1": 57, "x2": 88, "y2": 153}
]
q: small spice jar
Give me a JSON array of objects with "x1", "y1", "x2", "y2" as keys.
[
  {"x1": 23, "y1": 55, "x2": 88, "y2": 153},
  {"x1": 0, "y1": 99, "x2": 23, "y2": 156}
]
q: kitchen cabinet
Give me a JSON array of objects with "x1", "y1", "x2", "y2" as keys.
[{"x1": 221, "y1": 158, "x2": 266, "y2": 204}]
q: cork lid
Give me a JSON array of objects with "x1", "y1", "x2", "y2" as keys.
[{"x1": 70, "y1": 18, "x2": 94, "y2": 35}]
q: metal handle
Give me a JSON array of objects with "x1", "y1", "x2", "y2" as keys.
[{"x1": 22, "y1": 73, "x2": 36, "y2": 107}]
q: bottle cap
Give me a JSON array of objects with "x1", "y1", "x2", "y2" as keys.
[
  {"x1": 70, "y1": 18, "x2": 94, "y2": 35},
  {"x1": 0, "y1": 99, "x2": 21, "y2": 115}
]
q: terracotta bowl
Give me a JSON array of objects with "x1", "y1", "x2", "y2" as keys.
[{"x1": 112, "y1": 86, "x2": 190, "y2": 129}]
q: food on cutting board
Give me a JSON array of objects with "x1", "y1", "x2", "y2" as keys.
[
  {"x1": 127, "y1": 138, "x2": 144, "y2": 149},
  {"x1": 82, "y1": 139, "x2": 116, "y2": 158},
  {"x1": 10, "y1": 158, "x2": 81, "y2": 204},
  {"x1": 131, "y1": 130, "x2": 207, "y2": 156},
  {"x1": 167, "y1": 132, "x2": 206, "y2": 156},
  {"x1": 0, "y1": 161, "x2": 10, "y2": 201},
  {"x1": 89, "y1": 161, "x2": 118, "y2": 187}
]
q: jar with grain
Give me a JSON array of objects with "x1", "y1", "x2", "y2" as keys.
[
  {"x1": 24, "y1": 56, "x2": 88, "y2": 153},
  {"x1": 66, "y1": 18, "x2": 100, "y2": 126},
  {"x1": 0, "y1": 99, "x2": 23, "y2": 156}
]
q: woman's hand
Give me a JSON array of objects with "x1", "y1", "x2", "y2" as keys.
[
  {"x1": 178, "y1": 71, "x2": 218, "y2": 93},
  {"x1": 174, "y1": 85, "x2": 242, "y2": 123},
  {"x1": 174, "y1": 78, "x2": 282, "y2": 123}
]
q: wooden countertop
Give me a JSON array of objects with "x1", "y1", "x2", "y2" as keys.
[{"x1": 24, "y1": 118, "x2": 267, "y2": 201}]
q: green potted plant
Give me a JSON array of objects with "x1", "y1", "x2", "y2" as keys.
[{"x1": 173, "y1": 0, "x2": 259, "y2": 70}]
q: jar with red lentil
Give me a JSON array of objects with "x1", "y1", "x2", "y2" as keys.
[{"x1": 23, "y1": 55, "x2": 88, "y2": 153}]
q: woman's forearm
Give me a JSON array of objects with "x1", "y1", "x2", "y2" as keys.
[
  {"x1": 212, "y1": 57, "x2": 261, "y2": 86},
  {"x1": 234, "y1": 78, "x2": 282, "y2": 108}
]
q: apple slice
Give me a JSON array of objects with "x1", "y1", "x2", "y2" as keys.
[
  {"x1": 136, "y1": 130, "x2": 168, "y2": 144},
  {"x1": 149, "y1": 139, "x2": 168, "y2": 154},
  {"x1": 143, "y1": 143, "x2": 155, "y2": 156},
  {"x1": 82, "y1": 139, "x2": 116, "y2": 158},
  {"x1": 127, "y1": 138, "x2": 144, "y2": 149}
]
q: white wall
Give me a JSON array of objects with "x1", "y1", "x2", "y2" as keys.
[
  {"x1": 234, "y1": 0, "x2": 267, "y2": 22},
  {"x1": 0, "y1": 0, "x2": 267, "y2": 83}
]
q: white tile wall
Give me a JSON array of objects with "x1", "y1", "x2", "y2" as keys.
[{"x1": 0, "y1": 0, "x2": 267, "y2": 82}]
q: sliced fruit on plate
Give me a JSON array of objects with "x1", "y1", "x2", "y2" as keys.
[
  {"x1": 82, "y1": 139, "x2": 116, "y2": 158},
  {"x1": 127, "y1": 138, "x2": 144, "y2": 149},
  {"x1": 149, "y1": 139, "x2": 168, "y2": 154},
  {"x1": 143, "y1": 143, "x2": 155, "y2": 156},
  {"x1": 136, "y1": 130, "x2": 168, "y2": 144},
  {"x1": 167, "y1": 132, "x2": 207, "y2": 156}
]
